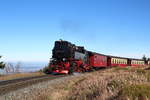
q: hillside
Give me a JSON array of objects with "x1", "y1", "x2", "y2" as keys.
[{"x1": 1, "y1": 66, "x2": 150, "y2": 100}]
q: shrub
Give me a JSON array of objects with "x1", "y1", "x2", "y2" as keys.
[
  {"x1": 119, "y1": 84, "x2": 150, "y2": 100},
  {"x1": 42, "y1": 66, "x2": 53, "y2": 74}
]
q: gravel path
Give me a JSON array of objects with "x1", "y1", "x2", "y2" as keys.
[{"x1": 0, "y1": 75, "x2": 77, "y2": 100}]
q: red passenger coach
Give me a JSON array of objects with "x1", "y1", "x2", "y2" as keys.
[{"x1": 90, "y1": 53, "x2": 107, "y2": 68}]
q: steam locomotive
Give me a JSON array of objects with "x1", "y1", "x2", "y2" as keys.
[{"x1": 48, "y1": 40, "x2": 150, "y2": 74}]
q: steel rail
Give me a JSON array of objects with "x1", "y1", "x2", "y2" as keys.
[{"x1": 0, "y1": 75, "x2": 65, "y2": 95}]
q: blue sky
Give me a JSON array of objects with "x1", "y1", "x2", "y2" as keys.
[{"x1": 0, "y1": 0, "x2": 150, "y2": 62}]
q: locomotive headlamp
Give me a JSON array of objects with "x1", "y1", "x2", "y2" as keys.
[{"x1": 63, "y1": 58, "x2": 66, "y2": 61}]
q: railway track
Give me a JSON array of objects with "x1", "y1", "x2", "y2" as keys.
[{"x1": 0, "y1": 75, "x2": 65, "y2": 95}]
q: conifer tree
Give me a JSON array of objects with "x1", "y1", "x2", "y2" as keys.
[{"x1": 0, "y1": 56, "x2": 5, "y2": 69}]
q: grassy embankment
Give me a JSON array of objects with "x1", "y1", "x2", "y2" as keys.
[
  {"x1": 0, "y1": 72, "x2": 45, "y2": 81},
  {"x1": 37, "y1": 66, "x2": 150, "y2": 100}
]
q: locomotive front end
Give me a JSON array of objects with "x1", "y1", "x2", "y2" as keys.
[{"x1": 49, "y1": 40, "x2": 75, "y2": 74}]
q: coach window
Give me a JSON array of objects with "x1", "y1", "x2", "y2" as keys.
[{"x1": 95, "y1": 56, "x2": 97, "y2": 60}]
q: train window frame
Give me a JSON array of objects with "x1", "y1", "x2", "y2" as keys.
[
  {"x1": 113, "y1": 59, "x2": 114, "y2": 64},
  {"x1": 116, "y1": 59, "x2": 118, "y2": 64}
]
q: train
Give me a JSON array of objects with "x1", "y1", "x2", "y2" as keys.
[{"x1": 47, "y1": 40, "x2": 150, "y2": 74}]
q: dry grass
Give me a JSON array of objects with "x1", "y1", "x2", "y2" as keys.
[
  {"x1": 38, "y1": 67, "x2": 150, "y2": 100},
  {"x1": 0, "y1": 72, "x2": 45, "y2": 80}
]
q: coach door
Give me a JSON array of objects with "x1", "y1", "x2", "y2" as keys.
[
  {"x1": 107, "y1": 57, "x2": 111, "y2": 66},
  {"x1": 127, "y1": 59, "x2": 131, "y2": 66}
]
